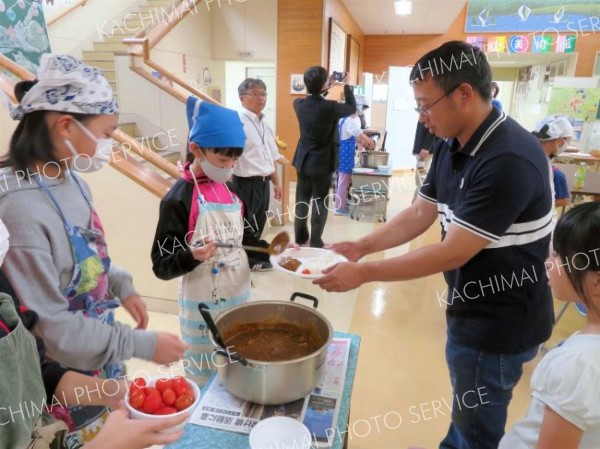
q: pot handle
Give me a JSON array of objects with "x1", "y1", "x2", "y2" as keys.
[{"x1": 290, "y1": 292, "x2": 319, "y2": 309}]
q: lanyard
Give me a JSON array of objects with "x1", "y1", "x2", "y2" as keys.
[{"x1": 244, "y1": 112, "x2": 271, "y2": 161}]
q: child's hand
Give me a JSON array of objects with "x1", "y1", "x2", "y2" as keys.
[
  {"x1": 152, "y1": 332, "x2": 187, "y2": 365},
  {"x1": 83, "y1": 403, "x2": 188, "y2": 449},
  {"x1": 190, "y1": 235, "x2": 217, "y2": 262},
  {"x1": 122, "y1": 295, "x2": 149, "y2": 329}
]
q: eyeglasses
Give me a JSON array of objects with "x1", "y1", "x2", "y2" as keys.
[
  {"x1": 414, "y1": 86, "x2": 458, "y2": 115},
  {"x1": 242, "y1": 92, "x2": 268, "y2": 98}
]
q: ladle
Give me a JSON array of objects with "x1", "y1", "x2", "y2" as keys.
[
  {"x1": 215, "y1": 231, "x2": 290, "y2": 256},
  {"x1": 198, "y1": 304, "x2": 248, "y2": 366}
]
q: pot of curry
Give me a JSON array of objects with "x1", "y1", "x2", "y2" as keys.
[{"x1": 208, "y1": 292, "x2": 333, "y2": 405}]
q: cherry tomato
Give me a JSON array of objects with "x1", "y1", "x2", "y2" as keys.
[
  {"x1": 144, "y1": 387, "x2": 160, "y2": 397},
  {"x1": 174, "y1": 394, "x2": 194, "y2": 411},
  {"x1": 129, "y1": 377, "x2": 147, "y2": 395},
  {"x1": 154, "y1": 406, "x2": 178, "y2": 415},
  {"x1": 180, "y1": 389, "x2": 195, "y2": 401},
  {"x1": 155, "y1": 378, "x2": 174, "y2": 393},
  {"x1": 172, "y1": 377, "x2": 189, "y2": 396},
  {"x1": 129, "y1": 390, "x2": 145, "y2": 410},
  {"x1": 302, "y1": 269, "x2": 311, "y2": 275},
  {"x1": 162, "y1": 388, "x2": 176, "y2": 406},
  {"x1": 142, "y1": 391, "x2": 164, "y2": 414}
]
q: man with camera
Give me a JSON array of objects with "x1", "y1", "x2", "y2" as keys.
[{"x1": 292, "y1": 66, "x2": 356, "y2": 247}]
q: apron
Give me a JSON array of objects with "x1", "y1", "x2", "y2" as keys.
[
  {"x1": 338, "y1": 117, "x2": 357, "y2": 174},
  {"x1": 0, "y1": 294, "x2": 48, "y2": 449},
  {"x1": 34, "y1": 174, "x2": 119, "y2": 449},
  {"x1": 179, "y1": 176, "x2": 251, "y2": 387}
]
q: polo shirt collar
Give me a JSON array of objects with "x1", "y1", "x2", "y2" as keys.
[
  {"x1": 452, "y1": 107, "x2": 507, "y2": 157},
  {"x1": 241, "y1": 107, "x2": 264, "y2": 121}
]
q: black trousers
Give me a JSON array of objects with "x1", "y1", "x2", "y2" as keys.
[
  {"x1": 232, "y1": 175, "x2": 271, "y2": 263},
  {"x1": 294, "y1": 172, "x2": 333, "y2": 248}
]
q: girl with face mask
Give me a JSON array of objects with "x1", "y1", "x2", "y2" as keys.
[
  {"x1": 0, "y1": 54, "x2": 186, "y2": 449},
  {"x1": 532, "y1": 115, "x2": 574, "y2": 216},
  {"x1": 151, "y1": 97, "x2": 250, "y2": 387}
]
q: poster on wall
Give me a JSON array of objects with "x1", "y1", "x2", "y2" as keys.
[
  {"x1": 548, "y1": 88, "x2": 600, "y2": 124},
  {"x1": 0, "y1": 0, "x2": 51, "y2": 74},
  {"x1": 465, "y1": 0, "x2": 598, "y2": 33}
]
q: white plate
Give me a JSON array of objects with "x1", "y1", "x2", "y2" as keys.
[
  {"x1": 249, "y1": 416, "x2": 312, "y2": 449},
  {"x1": 270, "y1": 247, "x2": 348, "y2": 279}
]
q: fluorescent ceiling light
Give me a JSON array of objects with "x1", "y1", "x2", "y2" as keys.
[{"x1": 394, "y1": 0, "x2": 412, "y2": 16}]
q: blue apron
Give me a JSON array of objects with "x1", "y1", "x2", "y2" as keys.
[
  {"x1": 35, "y1": 174, "x2": 120, "y2": 448},
  {"x1": 338, "y1": 117, "x2": 357, "y2": 173}
]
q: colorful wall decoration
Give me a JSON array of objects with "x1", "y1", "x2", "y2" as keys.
[
  {"x1": 548, "y1": 88, "x2": 600, "y2": 124},
  {"x1": 465, "y1": 0, "x2": 599, "y2": 33},
  {"x1": 0, "y1": 0, "x2": 51, "y2": 74}
]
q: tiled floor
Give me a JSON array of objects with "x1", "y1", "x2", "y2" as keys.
[{"x1": 118, "y1": 172, "x2": 586, "y2": 449}]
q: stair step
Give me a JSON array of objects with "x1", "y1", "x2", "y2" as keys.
[
  {"x1": 82, "y1": 50, "x2": 115, "y2": 61},
  {"x1": 102, "y1": 71, "x2": 117, "y2": 82},
  {"x1": 83, "y1": 60, "x2": 116, "y2": 70},
  {"x1": 101, "y1": 32, "x2": 138, "y2": 43},
  {"x1": 93, "y1": 42, "x2": 129, "y2": 52},
  {"x1": 118, "y1": 122, "x2": 138, "y2": 136}
]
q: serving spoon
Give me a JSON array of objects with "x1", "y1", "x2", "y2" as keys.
[{"x1": 214, "y1": 231, "x2": 290, "y2": 256}]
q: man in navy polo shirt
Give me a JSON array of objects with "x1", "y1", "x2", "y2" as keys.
[{"x1": 315, "y1": 41, "x2": 554, "y2": 449}]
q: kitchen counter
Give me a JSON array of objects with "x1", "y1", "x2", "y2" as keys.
[{"x1": 166, "y1": 331, "x2": 361, "y2": 449}]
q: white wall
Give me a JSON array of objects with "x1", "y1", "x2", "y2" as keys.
[
  {"x1": 44, "y1": 0, "x2": 141, "y2": 57},
  {"x1": 211, "y1": 0, "x2": 276, "y2": 61},
  {"x1": 385, "y1": 66, "x2": 419, "y2": 170},
  {"x1": 152, "y1": 2, "x2": 226, "y2": 98}
]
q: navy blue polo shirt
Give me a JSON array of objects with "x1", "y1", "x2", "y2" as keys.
[{"x1": 420, "y1": 108, "x2": 554, "y2": 354}]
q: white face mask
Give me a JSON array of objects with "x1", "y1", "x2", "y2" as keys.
[
  {"x1": 554, "y1": 138, "x2": 570, "y2": 156},
  {"x1": 65, "y1": 120, "x2": 114, "y2": 173},
  {"x1": 199, "y1": 152, "x2": 234, "y2": 183},
  {"x1": 0, "y1": 219, "x2": 9, "y2": 267}
]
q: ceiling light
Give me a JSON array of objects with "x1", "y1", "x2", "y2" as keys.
[{"x1": 394, "y1": 0, "x2": 412, "y2": 16}]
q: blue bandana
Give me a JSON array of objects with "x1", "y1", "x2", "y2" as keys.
[{"x1": 186, "y1": 96, "x2": 245, "y2": 149}]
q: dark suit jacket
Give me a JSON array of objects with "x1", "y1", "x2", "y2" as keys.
[{"x1": 292, "y1": 85, "x2": 356, "y2": 175}]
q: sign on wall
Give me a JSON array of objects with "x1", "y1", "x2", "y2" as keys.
[
  {"x1": 0, "y1": 0, "x2": 51, "y2": 74},
  {"x1": 465, "y1": 0, "x2": 598, "y2": 33}
]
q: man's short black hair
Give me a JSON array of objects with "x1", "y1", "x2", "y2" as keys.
[
  {"x1": 409, "y1": 41, "x2": 492, "y2": 101},
  {"x1": 303, "y1": 66, "x2": 328, "y2": 95}
]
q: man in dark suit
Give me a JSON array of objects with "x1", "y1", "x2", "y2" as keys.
[{"x1": 292, "y1": 66, "x2": 356, "y2": 247}]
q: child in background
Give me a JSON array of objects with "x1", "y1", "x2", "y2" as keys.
[
  {"x1": 334, "y1": 97, "x2": 375, "y2": 216},
  {"x1": 499, "y1": 201, "x2": 600, "y2": 449},
  {"x1": 151, "y1": 97, "x2": 250, "y2": 386}
]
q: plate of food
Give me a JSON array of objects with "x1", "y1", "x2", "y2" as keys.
[{"x1": 270, "y1": 247, "x2": 348, "y2": 279}]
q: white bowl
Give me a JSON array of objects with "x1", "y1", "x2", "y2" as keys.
[
  {"x1": 124, "y1": 376, "x2": 200, "y2": 433},
  {"x1": 249, "y1": 416, "x2": 312, "y2": 449}
]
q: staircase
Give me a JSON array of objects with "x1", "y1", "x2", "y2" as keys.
[
  {"x1": 118, "y1": 121, "x2": 181, "y2": 180},
  {"x1": 82, "y1": 0, "x2": 181, "y2": 98}
]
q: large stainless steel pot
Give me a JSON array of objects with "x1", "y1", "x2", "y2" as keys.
[
  {"x1": 208, "y1": 293, "x2": 333, "y2": 405},
  {"x1": 359, "y1": 151, "x2": 390, "y2": 168}
]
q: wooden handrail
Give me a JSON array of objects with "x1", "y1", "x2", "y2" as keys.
[
  {"x1": 130, "y1": 66, "x2": 186, "y2": 103},
  {"x1": 145, "y1": 59, "x2": 217, "y2": 104},
  {"x1": 0, "y1": 54, "x2": 35, "y2": 81},
  {"x1": 0, "y1": 77, "x2": 18, "y2": 103},
  {"x1": 112, "y1": 129, "x2": 180, "y2": 179},
  {"x1": 46, "y1": 0, "x2": 88, "y2": 27},
  {"x1": 109, "y1": 148, "x2": 172, "y2": 197},
  {"x1": 0, "y1": 54, "x2": 177, "y2": 195}
]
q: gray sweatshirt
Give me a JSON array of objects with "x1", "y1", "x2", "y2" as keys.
[{"x1": 0, "y1": 168, "x2": 156, "y2": 371}]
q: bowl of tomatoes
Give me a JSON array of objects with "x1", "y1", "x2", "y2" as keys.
[{"x1": 125, "y1": 376, "x2": 200, "y2": 433}]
